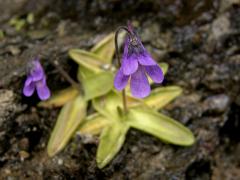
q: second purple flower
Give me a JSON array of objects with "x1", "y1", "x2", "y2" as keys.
[
  {"x1": 23, "y1": 58, "x2": 50, "y2": 100},
  {"x1": 114, "y1": 24, "x2": 164, "y2": 98}
]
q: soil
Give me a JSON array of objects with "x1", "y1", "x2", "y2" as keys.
[{"x1": 0, "y1": 0, "x2": 240, "y2": 179}]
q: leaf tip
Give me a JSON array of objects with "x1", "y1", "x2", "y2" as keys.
[{"x1": 183, "y1": 132, "x2": 195, "y2": 146}]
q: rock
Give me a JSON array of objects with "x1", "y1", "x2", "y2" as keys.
[
  {"x1": 208, "y1": 14, "x2": 231, "y2": 41},
  {"x1": 219, "y1": 0, "x2": 240, "y2": 13},
  {"x1": 19, "y1": 150, "x2": 30, "y2": 161},
  {"x1": 7, "y1": 46, "x2": 21, "y2": 55},
  {"x1": 0, "y1": 90, "x2": 24, "y2": 154},
  {"x1": 141, "y1": 23, "x2": 160, "y2": 42},
  {"x1": 202, "y1": 94, "x2": 230, "y2": 113},
  {"x1": 18, "y1": 138, "x2": 30, "y2": 151},
  {"x1": 0, "y1": 90, "x2": 15, "y2": 127}
]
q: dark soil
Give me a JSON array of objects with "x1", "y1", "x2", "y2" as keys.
[{"x1": 0, "y1": 0, "x2": 240, "y2": 179}]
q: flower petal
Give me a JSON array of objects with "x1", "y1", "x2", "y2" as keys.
[
  {"x1": 114, "y1": 68, "x2": 130, "y2": 91},
  {"x1": 130, "y1": 66, "x2": 150, "y2": 98},
  {"x1": 31, "y1": 60, "x2": 44, "y2": 81},
  {"x1": 145, "y1": 65, "x2": 164, "y2": 83},
  {"x1": 25, "y1": 75, "x2": 33, "y2": 86},
  {"x1": 36, "y1": 78, "x2": 50, "y2": 100},
  {"x1": 138, "y1": 52, "x2": 157, "y2": 66},
  {"x1": 23, "y1": 76, "x2": 35, "y2": 97},
  {"x1": 121, "y1": 37, "x2": 139, "y2": 75},
  {"x1": 122, "y1": 54, "x2": 138, "y2": 75}
]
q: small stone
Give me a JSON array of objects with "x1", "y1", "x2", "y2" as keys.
[
  {"x1": 0, "y1": 90, "x2": 15, "y2": 127},
  {"x1": 4, "y1": 168, "x2": 11, "y2": 175},
  {"x1": 80, "y1": 134, "x2": 98, "y2": 144},
  {"x1": 58, "y1": 159, "x2": 63, "y2": 165},
  {"x1": 19, "y1": 150, "x2": 30, "y2": 161},
  {"x1": 7, "y1": 45, "x2": 21, "y2": 55},
  {"x1": 202, "y1": 94, "x2": 230, "y2": 113},
  {"x1": 219, "y1": 0, "x2": 240, "y2": 13},
  {"x1": 19, "y1": 138, "x2": 29, "y2": 151},
  {"x1": 7, "y1": 176, "x2": 17, "y2": 180},
  {"x1": 141, "y1": 23, "x2": 160, "y2": 42},
  {"x1": 208, "y1": 14, "x2": 231, "y2": 41},
  {"x1": 33, "y1": 126, "x2": 37, "y2": 131},
  {"x1": 27, "y1": 30, "x2": 50, "y2": 40},
  {"x1": 153, "y1": 38, "x2": 168, "y2": 49}
]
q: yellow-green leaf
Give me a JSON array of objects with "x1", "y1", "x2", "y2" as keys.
[
  {"x1": 126, "y1": 107, "x2": 195, "y2": 146},
  {"x1": 144, "y1": 86, "x2": 182, "y2": 109},
  {"x1": 9, "y1": 17, "x2": 26, "y2": 31},
  {"x1": 77, "y1": 113, "x2": 110, "y2": 135},
  {"x1": 91, "y1": 31, "x2": 125, "y2": 63},
  {"x1": 47, "y1": 95, "x2": 87, "y2": 156},
  {"x1": 38, "y1": 87, "x2": 79, "y2": 108},
  {"x1": 77, "y1": 66, "x2": 96, "y2": 82},
  {"x1": 159, "y1": 62, "x2": 169, "y2": 76},
  {"x1": 83, "y1": 72, "x2": 114, "y2": 100},
  {"x1": 97, "y1": 121, "x2": 129, "y2": 168},
  {"x1": 93, "y1": 91, "x2": 122, "y2": 120},
  {"x1": 90, "y1": 33, "x2": 115, "y2": 63},
  {"x1": 0, "y1": 30, "x2": 4, "y2": 39},
  {"x1": 69, "y1": 49, "x2": 105, "y2": 73},
  {"x1": 93, "y1": 91, "x2": 143, "y2": 119}
]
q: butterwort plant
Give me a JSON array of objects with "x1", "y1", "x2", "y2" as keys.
[
  {"x1": 93, "y1": 22, "x2": 195, "y2": 168},
  {"x1": 23, "y1": 58, "x2": 50, "y2": 100},
  {"x1": 37, "y1": 23, "x2": 194, "y2": 169},
  {"x1": 114, "y1": 23, "x2": 164, "y2": 98}
]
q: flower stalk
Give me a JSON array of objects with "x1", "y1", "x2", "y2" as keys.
[
  {"x1": 51, "y1": 59, "x2": 82, "y2": 92},
  {"x1": 114, "y1": 26, "x2": 131, "y2": 114}
]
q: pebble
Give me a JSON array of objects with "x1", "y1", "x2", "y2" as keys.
[
  {"x1": 19, "y1": 150, "x2": 30, "y2": 161},
  {"x1": 7, "y1": 45, "x2": 21, "y2": 55},
  {"x1": 19, "y1": 138, "x2": 29, "y2": 151},
  {"x1": 219, "y1": 0, "x2": 240, "y2": 13},
  {"x1": 58, "y1": 158, "x2": 63, "y2": 165},
  {"x1": 0, "y1": 90, "x2": 15, "y2": 127},
  {"x1": 208, "y1": 14, "x2": 231, "y2": 41},
  {"x1": 202, "y1": 94, "x2": 230, "y2": 113}
]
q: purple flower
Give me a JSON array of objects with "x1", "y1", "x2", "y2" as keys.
[
  {"x1": 23, "y1": 58, "x2": 50, "y2": 100},
  {"x1": 114, "y1": 25, "x2": 164, "y2": 98}
]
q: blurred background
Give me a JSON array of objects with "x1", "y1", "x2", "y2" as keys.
[{"x1": 0, "y1": 0, "x2": 240, "y2": 179}]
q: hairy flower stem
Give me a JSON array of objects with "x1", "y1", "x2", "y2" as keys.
[
  {"x1": 115, "y1": 26, "x2": 132, "y2": 114},
  {"x1": 51, "y1": 60, "x2": 82, "y2": 92}
]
